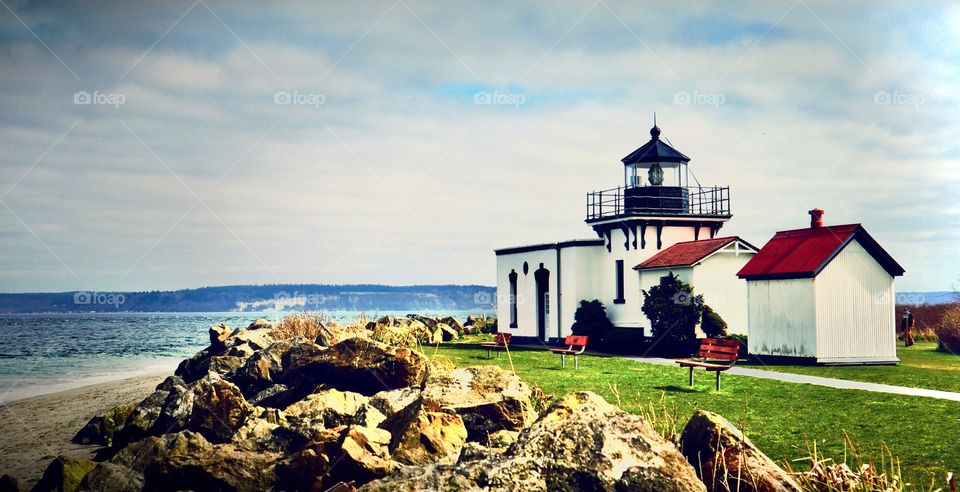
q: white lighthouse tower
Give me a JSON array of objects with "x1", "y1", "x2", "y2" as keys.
[{"x1": 495, "y1": 122, "x2": 757, "y2": 342}]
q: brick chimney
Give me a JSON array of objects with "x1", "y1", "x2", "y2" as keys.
[{"x1": 809, "y1": 208, "x2": 824, "y2": 228}]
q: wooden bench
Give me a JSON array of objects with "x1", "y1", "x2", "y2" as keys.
[
  {"x1": 675, "y1": 338, "x2": 740, "y2": 390},
  {"x1": 549, "y1": 335, "x2": 589, "y2": 369},
  {"x1": 480, "y1": 332, "x2": 512, "y2": 358}
]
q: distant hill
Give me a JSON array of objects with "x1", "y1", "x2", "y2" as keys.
[{"x1": 0, "y1": 284, "x2": 497, "y2": 313}]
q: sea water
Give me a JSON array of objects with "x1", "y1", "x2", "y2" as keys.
[{"x1": 0, "y1": 310, "x2": 473, "y2": 403}]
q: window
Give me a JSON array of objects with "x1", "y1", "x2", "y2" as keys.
[
  {"x1": 614, "y1": 260, "x2": 625, "y2": 304},
  {"x1": 509, "y1": 269, "x2": 518, "y2": 328}
]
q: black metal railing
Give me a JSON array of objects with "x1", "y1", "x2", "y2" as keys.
[{"x1": 585, "y1": 185, "x2": 731, "y2": 221}]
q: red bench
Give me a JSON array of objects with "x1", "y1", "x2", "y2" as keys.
[
  {"x1": 675, "y1": 338, "x2": 740, "y2": 390},
  {"x1": 480, "y1": 332, "x2": 512, "y2": 358},
  {"x1": 549, "y1": 335, "x2": 589, "y2": 369}
]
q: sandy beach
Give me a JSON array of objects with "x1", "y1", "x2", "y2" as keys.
[{"x1": 0, "y1": 372, "x2": 169, "y2": 488}]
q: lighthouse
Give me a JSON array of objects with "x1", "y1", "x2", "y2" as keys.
[{"x1": 495, "y1": 122, "x2": 757, "y2": 342}]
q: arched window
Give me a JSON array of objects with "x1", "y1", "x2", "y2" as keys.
[{"x1": 508, "y1": 269, "x2": 518, "y2": 328}]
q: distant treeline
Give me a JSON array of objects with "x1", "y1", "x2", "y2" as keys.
[{"x1": 0, "y1": 284, "x2": 497, "y2": 313}]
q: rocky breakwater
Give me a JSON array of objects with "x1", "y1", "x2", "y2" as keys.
[{"x1": 25, "y1": 314, "x2": 799, "y2": 492}]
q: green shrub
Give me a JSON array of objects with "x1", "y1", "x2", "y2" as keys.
[
  {"x1": 934, "y1": 305, "x2": 960, "y2": 354},
  {"x1": 700, "y1": 304, "x2": 727, "y2": 338},
  {"x1": 570, "y1": 300, "x2": 615, "y2": 341},
  {"x1": 641, "y1": 273, "x2": 703, "y2": 355},
  {"x1": 724, "y1": 333, "x2": 748, "y2": 356}
]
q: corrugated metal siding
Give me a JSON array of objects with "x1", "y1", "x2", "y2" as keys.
[
  {"x1": 747, "y1": 278, "x2": 816, "y2": 357},
  {"x1": 814, "y1": 239, "x2": 896, "y2": 362}
]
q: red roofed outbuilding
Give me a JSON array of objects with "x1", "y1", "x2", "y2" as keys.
[
  {"x1": 736, "y1": 209, "x2": 904, "y2": 364},
  {"x1": 635, "y1": 236, "x2": 758, "y2": 334}
]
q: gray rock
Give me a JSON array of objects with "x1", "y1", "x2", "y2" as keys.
[
  {"x1": 362, "y1": 392, "x2": 705, "y2": 492},
  {"x1": 76, "y1": 463, "x2": 143, "y2": 492},
  {"x1": 422, "y1": 366, "x2": 537, "y2": 444},
  {"x1": 681, "y1": 410, "x2": 802, "y2": 492}
]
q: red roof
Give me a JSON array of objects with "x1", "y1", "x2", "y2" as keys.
[
  {"x1": 634, "y1": 237, "x2": 754, "y2": 270},
  {"x1": 737, "y1": 224, "x2": 905, "y2": 279}
]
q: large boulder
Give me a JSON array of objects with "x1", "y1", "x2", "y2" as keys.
[
  {"x1": 274, "y1": 427, "x2": 344, "y2": 492},
  {"x1": 284, "y1": 388, "x2": 386, "y2": 429},
  {"x1": 439, "y1": 316, "x2": 465, "y2": 334},
  {"x1": 383, "y1": 399, "x2": 467, "y2": 465},
  {"x1": 279, "y1": 338, "x2": 429, "y2": 396},
  {"x1": 224, "y1": 326, "x2": 274, "y2": 352},
  {"x1": 113, "y1": 388, "x2": 169, "y2": 446},
  {"x1": 231, "y1": 337, "x2": 306, "y2": 395},
  {"x1": 76, "y1": 463, "x2": 143, "y2": 492},
  {"x1": 189, "y1": 377, "x2": 255, "y2": 443},
  {"x1": 362, "y1": 392, "x2": 705, "y2": 491},
  {"x1": 368, "y1": 387, "x2": 421, "y2": 419},
  {"x1": 422, "y1": 366, "x2": 536, "y2": 444},
  {"x1": 681, "y1": 410, "x2": 802, "y2": 492},
  {"x1": 436, "y1": 323, "x2": 459, "y2": 342},
  {"x1": 209, "y1": 323, "x2": 231, "y2": 350},
  {"x1": 72, "y1": 402, "x2": 136, "y2": 446},
  {"x1": 335, "y1": 426, "x2": 399, "y2": 485},
  {"x1": 139, "y1": 431, "x2": 281, "y2": 492},
  {"x1": 32, "y1": 456, "x2": 96, "y2": 492}
]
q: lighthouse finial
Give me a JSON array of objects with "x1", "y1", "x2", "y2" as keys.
[{"x1": 650, "y1": 113, "x2": 661, "y2": 140}]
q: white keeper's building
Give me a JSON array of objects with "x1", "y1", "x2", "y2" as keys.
[{"x1": 495, "y1": 124, "x2": 757, "y2": 343}]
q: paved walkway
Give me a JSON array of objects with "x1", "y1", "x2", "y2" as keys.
[{"x1": 626, "y1": 357, "x2": 960, "y2": 402}]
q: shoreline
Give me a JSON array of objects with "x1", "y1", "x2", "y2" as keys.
[
  {"x1": 0, "y1": 357, "x2": 182, "y2": 405},
  {"x1": 0, "y1": 371, "x2": 171, "y2": 488}
]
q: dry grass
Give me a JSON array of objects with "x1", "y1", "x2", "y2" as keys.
[
  {"x1": 788, "y1": 434, "x2": 952, "y2": 492},
  {"x1": 272, "y1": 313, "x2": 331, "y2": 340},
  {"x1": 934, "y1": 306, "x2": 960, "y2": 354}
]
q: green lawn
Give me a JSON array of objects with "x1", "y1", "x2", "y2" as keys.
[
  {"x1": 434, "y1": 339, "x2": 960, "y2": 487},
  {"x1": 741, "y1": 342, "x2": 960, "y2": 393}
]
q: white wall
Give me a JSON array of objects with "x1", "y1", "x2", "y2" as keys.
[
  {"x1": 600, "y1": 226, "x2": 697, "y2": 328},
  {"x1": 813, "y1": 239, "x2": 897, "y2": 363},
  {"x1": 747, "y1": 278, "x2": 817, "y2": 357},
  {"x1": 495, "y1": 249, "x2": 558, "y2": 340},
  {"x1": 635, "y1": 244, "x2": 753, "y2": 337},
  {"x1": 690, "y1": 246, "x2": 755, "y2": 335}
]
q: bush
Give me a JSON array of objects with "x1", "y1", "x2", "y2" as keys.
[
  {"x1": 897, "y1": 302, "x2": 957, "y2": 343},
  {"x1": 700, "y1": 305, "x2": 727, "y2": 338},
  {"x1": 724, "y1": 333, "x2": 748, "y2": 356},
  {"x1": 934, "y1": 305, "x2": 960, "y2": 354},
  {"x1": 570, "y1": 300, "x2": 615, "y2": 341},
  {"x1": 273, "y1": 313, "x2": 329, "y2": 340},
  {"x1": 641, "y1": 273, "x2": 703, "y2": 355}
]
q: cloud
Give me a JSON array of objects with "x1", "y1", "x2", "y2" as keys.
[{"x1": 0, "y1": 0, "x2": 957, "y2": 292}]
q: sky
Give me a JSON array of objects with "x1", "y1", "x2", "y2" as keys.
[{"x1": 0, "y1": 0, "x2": 958, "y2": 293}]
